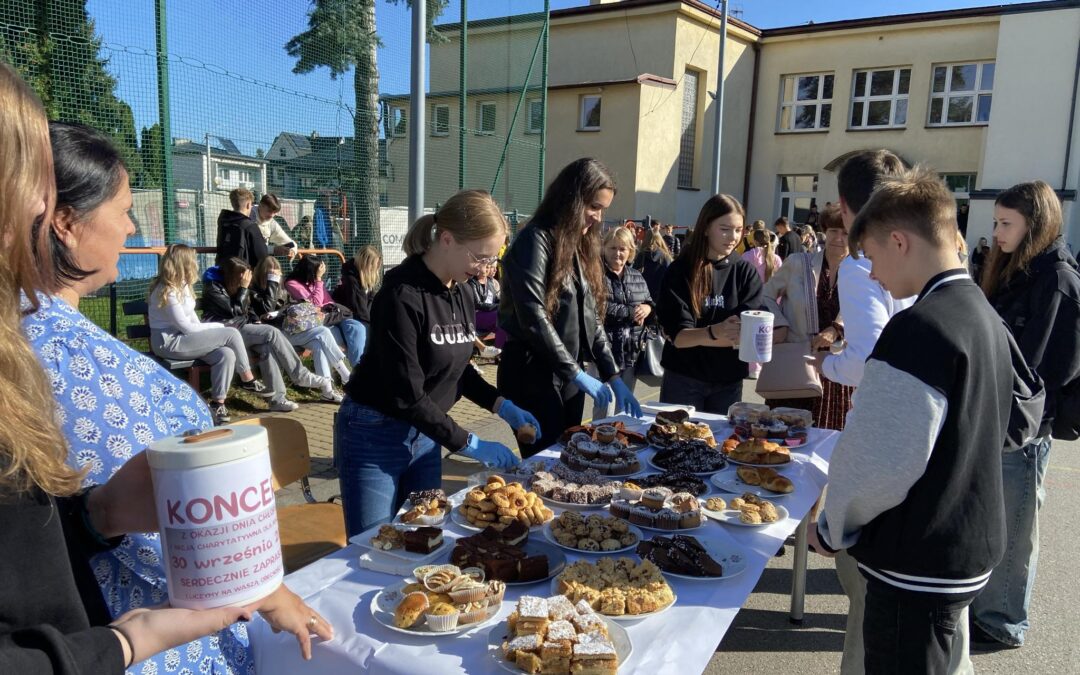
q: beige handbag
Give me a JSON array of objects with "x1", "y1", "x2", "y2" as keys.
[{"x1": 756, "y1": 253, "x2": 823, "y2": 399}]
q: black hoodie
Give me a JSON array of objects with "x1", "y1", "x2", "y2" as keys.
[
  {"x1": 344, "y1": 255, "x2": 500, "y2": 450},
  {"x1": 215, "y1": 209, "x2": 268, "y2": 268},
  {"x1": 989, "y1": 236, "x2": 1080, "y2": 435},
  {"x1": 332, "y1": 259, "x2": 373, "y2": 324}
]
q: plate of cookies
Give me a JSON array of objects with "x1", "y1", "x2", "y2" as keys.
[
  {"x1": 711, "y1": 466, "x2": 795, "y2": 498},
  {"x1": 488, "y1": 594, "x2": 632, "y2": 674},
  {"x1": 542, "y1": 511, "x2": 643, "y2": 555},
  {"x1": 371, "y1": 566, "x2": 505, "y2": 636},
  {"x1": 552, "y1": 558, "x2": 677, "y2": 621},
  {"x1": 700, "y1": 494, "x2": 789, "y2": 527},
  {"x1": 451, "y1": 475, "x2": 555, "y2": 532}
]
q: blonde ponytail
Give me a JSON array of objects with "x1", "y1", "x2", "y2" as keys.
[
  {"x1": 402, "y1": 190, "x2": 507, "y2": 257},
  {"x1": 402, "y1": 214, "x2": 437, "y2": 256}
]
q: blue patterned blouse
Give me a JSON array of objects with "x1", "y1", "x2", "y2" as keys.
[{"x1": 23, "y1": 294, "x2": 254, "y2": 675}]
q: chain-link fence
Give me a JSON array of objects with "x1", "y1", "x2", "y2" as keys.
[{"x1": 2, "y1": 0, "x2": 548, "y2": 334}]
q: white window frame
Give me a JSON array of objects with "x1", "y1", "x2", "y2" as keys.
[
  {"x1": 431, "y1": 104, "x2": 450, "y2": 137},
  {"x1": 476, "y1": 101, "x2": 496, "y2": 135},
  {"x1": 390, "y1": 106, "x2": 407, "y2": 138},
  {"x1": 849, "y1": 67, "x2": 911, "y2": 129},
  {"x1": 928, "y1": 62, "x2": 994, "y2": 127},
  {"x1": 941, "y1": 173, "x2": 977, "y2": 199},
  {"x1": 776, "y1": 174, "x2": 819, "y2": 225},
  {"x1": 526, "y1": 98, "x2": 543, "y2": 135},
  {"x1": 579, "y1": 94, "x2": 602, "y2": 131},
  {"x1": 777, "y1": 72, "x2": 834, "y2": 132}
]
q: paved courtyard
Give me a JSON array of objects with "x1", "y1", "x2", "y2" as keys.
[{"x1": 256, "y1": 362, "x2": 1080, "y2": 673}]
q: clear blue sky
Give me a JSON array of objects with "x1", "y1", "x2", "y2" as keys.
[{"x1": 84, "y1": 0, "x2": 1032, "y2": 155}]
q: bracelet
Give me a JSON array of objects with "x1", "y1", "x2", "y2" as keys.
[
  {"x1": 109, "y1": 623, "x2": 136, "y2": 667},
  {"x1": 706, "y1": 324, "x2": 717, "y2": 341}
]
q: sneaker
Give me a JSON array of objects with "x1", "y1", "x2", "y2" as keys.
[
  {"x1": 269, "y1": 398, "x2": 300, "y2": 413},
  {"x1": 480, "y1": 345, "x2": 502, "y2": 359},
  {"x1": 320, "y1": 389, "x2": 344, "y2": 403},
  {"x1": 212, "y1": 404, "x2": 231, "y2": 425},
  {"x1": 239, "y1": 379, "x2": 272, "y2": 397}
]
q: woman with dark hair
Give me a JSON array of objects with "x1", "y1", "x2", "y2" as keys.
[
  {"x1": 285, "y1": 254, "x2": 367, "y2": 365},
  {"x1": 14, "y1": 114, "x2": 331, "y2": 670},
  {"x1": 657, "y1": 194, "x2": 764, "y2": 413},
  {"x1": 499, "y1": 158, "x2": 642, "y2": 456},
  {"x1": 971, "y1": 180, "x2": 1080, "y2": 649}
]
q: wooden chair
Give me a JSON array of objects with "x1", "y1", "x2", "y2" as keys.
[{"x1": 233, "y1": 416, "x2": 347, "y2": 573}]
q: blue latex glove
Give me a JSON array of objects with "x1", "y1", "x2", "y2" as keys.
[
  {"x1": 573, "y1": 370, "x2": 613, "y2": 408},
  {"x1": 610, "y1": 378, "x2": 643, "y2": 418},
  {"x1": 497, "y1": 400, "x2": 543, "y2": 440},
  {"x1": 458, "y1": 434, "x2": 520, "y2": 469}
]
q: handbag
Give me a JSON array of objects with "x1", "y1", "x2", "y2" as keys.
[
  {"x1": 320, "y1": 302, "x2": 354, "y2": 327},
  {"x1": 635, "y1": 327, "x2": 665, "y2": 388},
  {"x1": 756, "y1": 253, "x2": 823, "y2": 399},
  {"x1": 281, "y1": 301, "x2": 322, "y2": 335}
]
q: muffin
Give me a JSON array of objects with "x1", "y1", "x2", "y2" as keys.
[
  {"x1": 669, "y1": 492, "x2": 697, "y2": 514},
  {"x1": 515, "y1": 423, "x2": 537, "y2": 446},
  {"x1": 595, "y1": 425, "x2": 618, "y2": 444},
  {"x1": 679, "y1": 510, "x2": 703, "y2": 529},
  {"x1": 609, "y1": 498, "x2": 632, "y2": 519},
  {"x1": 655, "y1": 508, "x2": 681, "y2": 531},
  {"x1": 577, "y1": 440, "x2": 601, "y2": 459},
  {"x1": 393, "y1": 592, "x2": 429, "y2": 629},
  {"x1": 448, "y1": 579, "x2": 488, "y2": 604},
  {"x1": 619, "y1": 484, "x2": 643, "y2": 501},
  {"x1": 750, "y1": 423, "x2": 769, "y2": 439},
  {"x1": 629, "y1": 505, "x2": 656, "y2": 527},
  {"x1": 425, "y1": 602, "x2": 461, "y2": 631},
  {"x1": 599, "y1": 445, "x2": 621, "y2": 461},
  {"x1": 640, "y1": 488, "x2": 668, "y2": 510}
]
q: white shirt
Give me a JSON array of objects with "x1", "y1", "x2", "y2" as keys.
[
  {"x1": 148, "y1": 286, "x2": 223, "y2": 334},
  {"x1": 257, "y1": 218, "x2": 296, "y2": 249},
  {"x1": 822, "y1": 254, "x2": 915, "y2": 387}
]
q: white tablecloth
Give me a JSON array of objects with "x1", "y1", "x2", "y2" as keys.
[{"x1": 250, "y1": 415, "x2": 837, "y2": 674}]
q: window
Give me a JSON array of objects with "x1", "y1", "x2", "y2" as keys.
[
  {"x1": 431, "y1": 104, "x2": 449, "y2": 136},
  {"x1": 390, "y1": 106, "x2": 407, "y2": 137},
  {"x1": 527, "y1": 99, "x2": 544, "y2": 135},
  {"x1": 678, "y1": 69, "x2": 700, "y2": 188},
  {"x1": 929, "y1": 62, "x2": 994, "y2": 126},
  {"x1": 579, "y1": 95, "x2": 601, "y2": 131},
  {"x1": 273, "y1": 167, "x2": 284, "y2": 182},
  {"x1": 300, "y1": 176, "x2": 315, "y2": 189},
  {"x1": 941, "y1": 173, "x2": 977, "y2": 197},
  {"x1": 236, "y1": 169, "x2": 253, "y2": 184},
  {"x1": 849, "y1": 67, "x2": 911, "y2": 128},
  {"x1": 778, "y1": 72, "x2": 833, "y2": 131},
  {"x1": 215, "y1": 166, "x2": 230, "y2": 181},
  {"x1": 279, "y1": 147, "x2": 287, "y2": 157},
  {"x1": 777, "y1": 175, "x2": 819, "y2": 224},
  {"x1": 477, "y1": 101, "x2": 496, "y2": 135}
]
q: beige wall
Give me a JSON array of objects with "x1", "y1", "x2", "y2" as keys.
[{"x1": 746, "y1": 18, "x2": 1000, "y2": 224}]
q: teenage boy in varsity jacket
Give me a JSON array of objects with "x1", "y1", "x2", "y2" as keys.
[{"x1": 809, "y1": 167, "x2": 1011, "y2": 673}]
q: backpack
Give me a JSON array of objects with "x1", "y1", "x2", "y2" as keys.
[{"x1": 281, "y1": 302, "x2": 322, "y2": 335}]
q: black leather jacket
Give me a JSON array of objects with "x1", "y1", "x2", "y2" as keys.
[{"x1": 499, "y1": 222, "x2": 618, "y2": 383}]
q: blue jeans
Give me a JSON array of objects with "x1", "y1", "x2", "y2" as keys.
[
  {"x1": 659, "y1": 369, "x2": 742, "y2": 415},
  {"x1": 971, "y1": 436, "x2": 1051, "y2": 646},
  {"x1": 335, "y1": 397, "x2": 441, "y2": 537},
  {"x1": 330, "y1": 319, "x2": 367, "y2": 366}
]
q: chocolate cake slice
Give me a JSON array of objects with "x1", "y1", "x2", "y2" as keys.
[{"x1": 402, "y1": 526, "x2": 443, "y2": 554}]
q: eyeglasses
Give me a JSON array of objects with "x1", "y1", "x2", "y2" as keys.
[{"x1": 462, "y1": 244, "x2": 500, "y2": 267}]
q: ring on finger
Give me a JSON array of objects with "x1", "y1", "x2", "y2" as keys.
[{"x1": 308, "y1": 615, "x2": 318, "y2": 628}]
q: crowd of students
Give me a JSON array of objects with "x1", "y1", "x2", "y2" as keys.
[{"x1": 2, "y1": 54, "x2": 1079, "y2": 674}]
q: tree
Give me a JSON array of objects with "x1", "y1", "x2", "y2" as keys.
[
  {"x1": 286, "y1": 0, "x2": 447, "y2": 251},
  {"x1": 139, "y1": 123, "x2": 165, "y2": 189}
]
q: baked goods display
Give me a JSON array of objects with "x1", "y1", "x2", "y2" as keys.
[
  {"x1": 559, "y1": 421, "x2": 647, "y2": 448},
  {"x1": 546, "y1": 511, "x2": 639, "y2": 553},
  {"x1": 399, "y1": 489, "x2": 449, "y2": 525},
  {"x1": 728, "y1": 493, "x2": 781, "y2": 524},
  {"x1": 456, "y1": 475, "x2": 554, "y2": 531},
  {"x1": 385, "y1": 565, "x2": 505, "y2": 632},
  {"x1": 724, "y1": 439, "x2": 792, "y2": 466},
  {"x1": 450, "y1": 523, "x2": 554, "y2": 583},
  {"x1": 735, "y1": 466, "x2": 794, "y2": 494},
  {"x1": 636, "y1": 535, "x2": 729, "y2": 578},
  {"x1": 528, "y1": 466, "x2": 623, "y2": 506},
  {"x1": 650, "y1": 439, "x2": 728, "y2": 474},
  {"x1": 559, "y1": 431, "x2": 642, "y2": 476},
  {"x1": 727, "y1": 402, "x2": 813, "y2": 446},
  {"x1": 554, "y1": 558, "x2": 675, "y2": 617},
  {"x1": 499, "y1": 595, "x2": 620, "y2": 674},
  {"x1": 370, "y1": 524, "x2": 445, "y2": 554},
  {"x1": 631, "y1": 471, "x2": 710, "y2": 496},
  {"x1": 608, "y1": 487, "x2": 705, "y2": 531},
  {"x1": 646, "y1": 408, "x2": 718, "y2": 449},
  {"x1": 370, "y1": 524, "x2": 406, "y2": 551}
]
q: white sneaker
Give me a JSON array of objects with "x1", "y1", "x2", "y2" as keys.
[
  {"x1": 320, "y1": 389, "x2": 344, "y2": 403},
  {"x1": 480, "y1": 346, "x2": 502, "y2": 359},
  {"x1": 269, "y1": 398, "x2": 299, "y2": 412}
]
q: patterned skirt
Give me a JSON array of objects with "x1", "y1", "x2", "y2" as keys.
[{"x1": 765, "y1": 377, "x2": 854, "y2": 432}]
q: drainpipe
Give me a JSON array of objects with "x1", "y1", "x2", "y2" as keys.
[
  {"x1": 709, "y1": 0, "x2": 729, "y2": 195},
  {"x1": 1061, "y1": 24, "x2": 1080, "y2": 191},
  {"x1": 409, "y1": 0, "x2": 426, "y2": 225},
  {"x1": 742, "y1": 41, "x2": 761, "y2": 209}
]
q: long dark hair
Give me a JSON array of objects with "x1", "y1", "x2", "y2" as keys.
[
  {"x1": 680, "y1": 194, "x2": 745, "y2": 318},
  {"x1": 528, "y1": 158, "x2": 615, "y2": 317},
  {"x1": 36, "y1": 121, "x2": 127, "y2": 291},
  {"x1": 981, "y1": 181, "x2": 1063, "y2": 298},
  {"x1": 287, "y1": 254, "x2": 323, "y2": 286}
]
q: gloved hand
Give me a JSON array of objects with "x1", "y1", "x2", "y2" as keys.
[
  {"x1": 573, "y1": 370, "x2": 613, "y2": 409},
  {"x1": 610, "y1": 378, "x2": 643, "y2": 418},
  {"x1": 458, "y1": 434, "x2": 520, "y2": 469},
  {"x1": 497, "y1": 400, "x2": 543, "y2": 439}
]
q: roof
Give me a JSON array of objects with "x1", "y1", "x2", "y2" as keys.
[
  {"x1": 549, "y1": 73, "x2": 676, "y2": 91},
  {"x1": 551, "y1": 0, "x2": 761, "y2": 36},
  {"x1": 270, "y1": 136, "x2": 360, "y2": 172},
  {"x1": 171, "y1": 140, "x2": 265, "y2": 163}
]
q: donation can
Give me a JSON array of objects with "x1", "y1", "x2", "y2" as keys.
[
  {"x1": 147, "y1": 425, "x2": 283, "y2": 609},
  {"x1": 738, "y1": 310, "x2": 774, "y2": 363}
]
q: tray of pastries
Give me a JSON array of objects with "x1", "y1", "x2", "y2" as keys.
[
  {"x1": 609, "y1": 487, "x2": 706, "y2": 531},
  {"x1": 373, "y1": 565, "x2": 505, "y2": 635},
  {"x1": 722, "y1": 438, "x2": 793, "y2": 467},
  {"x1": 489, "y1": 594, "x2": 631, "y2": 674},
  {"x1": 628, "y1": 471, "x2": 710, "y2": 497},
  {"x1": 559, "y1": 421, "x2": 648, "y2": 450},
  {"x1": 453, "y1": 475, "x2": 555, "y2": 532},
  {"x1": 395, "y1": 488, "x2": 449, "y2": 525},
  {"x1": 553, "y1": 557, "x2": 676, "y2": 620},
  {"x1": 727, "y1": 402, "x2": 814, "y2": 447},
  {"x1": 648, "y1": 439, "x2": 728, "y2": 475},
  {"x1": 560, "y1": 432, "x2": 642, "y2": 476},
  {"x1": 635, "y1": 534, "x2": 747, "y2": 580},
  {"x1": 528, "y1": 465, "x2": 624, "y2": 510},
  {"x1": 543, "y1": 511, "x2": 642, "y2": 554},
  {"x1": 700, "y1": 493, "x2": 788, "y2": 527},
  {"x1": 711, "y1": 465, "x2": 795, "y2": 497},
  {"x1": 450, "y1": 522, "x2": 566, "y2": 585},
  {"x1": 645, "y1": 409, "x2": 718, "y2": 449}
]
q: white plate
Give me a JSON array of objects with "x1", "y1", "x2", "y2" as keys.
[
  {"x1": 542, "y1": 520, "x2": 644, "y2": 555},
  {"x1": 369, "y1": 580, "x2": 501, "y2": 636},
  {"x1": 723, "y1": 453, "x2": 798, "y2": 469},
  {"x1": 540, "y1": 493, "x2": 612, "y2": 512},
  {"x1": 548, "y1": 578, "x2": 677, "y2": 622},
  {"x1": 646, "y1": 539, "x2": 748, "y2": 581},
  {"x1": 612, "y1": 512, "x2": 709, "y2": 534},
  {"x1": 710, "y1": 470, "x2": 795, "y2": 498},
  {"x1": 631, "y1": 472, "x2": 712, "y2": 497},
  {"x1": 701, "y1": 502, "x2": 790, "y2": 528},
  {"x1": 442, "y1": 539, "x2": 569, "y2": 587},
  {"x1": 349, "y1": 523, "x2": 450, "y2": 562},
  {"x1": 449, "y1": 489, "x2": 553, "y2": 533},
  {"x1": 392, "y1": 511, "x2": 448, "y2": 526},
  {"x1": 647, "y1": 454, "x2": 728, "y2": 477},
  {"x1": 487, "y1": 613, "x2": 633, "y2": 672}
]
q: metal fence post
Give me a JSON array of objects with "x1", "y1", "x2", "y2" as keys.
[
  {"x1": 459, "y1": 0, "x2": 467, "y2": 191},
  {"x1": 156, "y1": 0, "x2": 175, "y2": 245}
]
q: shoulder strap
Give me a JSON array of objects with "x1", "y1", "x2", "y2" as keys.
[{"x1": 802, "y1": 253, "x2": 820, "y2": 335}]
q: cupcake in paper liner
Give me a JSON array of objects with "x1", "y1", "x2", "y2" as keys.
[
  {"x1": 458, "y1": 601, "x2": 491, "y2": 625},
  {"x1": 424, "y1": 602, "x2": 461, "y2": 632},
  {"x1": 484, "y1": 580, "x2": 507, "y2": 607},
  {"x1": 447, "y1": 579, "x2": 488, "y2": 603}
]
